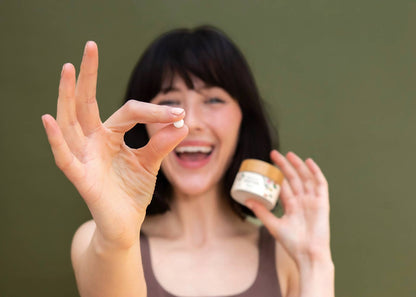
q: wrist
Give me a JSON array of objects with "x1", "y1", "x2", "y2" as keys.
[
  {"x1": 295, "y1": 246, "x2": 334, "y2": 274},
  {"x1": 294, "y1": 243, "x2": 333, "y2": 266},
  {"x1": 297, "y1": 258, "x2": 335, "y2": 297},
  {"x1": 91, "y1": 223, "x2": 142, "y2": 255},
  {"x1": 297, "y1": 256, "x2": 334, "y2": 274}
]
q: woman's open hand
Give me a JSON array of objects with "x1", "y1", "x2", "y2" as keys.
[
  {"x1": 246, "y1": 150, "x2": 331, "y2": 265},
  {"x1": 42, "y1": 41, "x2": 188, "y2": 248}
]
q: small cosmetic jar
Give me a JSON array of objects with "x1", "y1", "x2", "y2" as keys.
[{"x1": 231, "y1": 159, "x2": 284, "y2": 210}]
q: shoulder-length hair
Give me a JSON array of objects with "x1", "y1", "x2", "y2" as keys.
[{"x1": 124, "y1": 25, "x2": 279, "y2": 218}]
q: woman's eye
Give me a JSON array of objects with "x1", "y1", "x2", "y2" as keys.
[
  {"x1": 206, "y1": 97, "x2": 225, "y2": 104},
  {"x1": 157, "y1": 99, "x2": 181, "y2": 106}
]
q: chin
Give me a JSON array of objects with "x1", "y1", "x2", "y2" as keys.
[
  {"x1": 159, "y1": 148, "x2": 232, "y2": 199},
  {"x1": 170, "y1": 175, "x2": 220, "y2": 198}
]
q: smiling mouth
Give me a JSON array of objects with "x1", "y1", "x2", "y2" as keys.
[{"x1": 174, "y1": 146, "x2": 214, "y2": 162}]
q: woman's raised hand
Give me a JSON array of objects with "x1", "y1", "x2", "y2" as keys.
[
  {"x1": 42, "y1": 41, "x2": 188, "y2": 248},
  {"x1": 246, "y1": 150, "x2": 331, "y2": 265}
]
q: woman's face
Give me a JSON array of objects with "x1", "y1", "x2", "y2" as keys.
[{"x1": 146, "y1": 75, "x2": 242, "y2": 197}]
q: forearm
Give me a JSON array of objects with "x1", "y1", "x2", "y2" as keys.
[
  {"x1": 297, "y1": 258, "x2": 334, "y2": 297},
  {"x1": 72, "y1": 227, "x2": 147, "y2": 297}
]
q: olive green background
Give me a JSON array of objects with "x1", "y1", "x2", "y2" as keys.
[{"x1": 1, "y1": 0, "x2": 415, "y2": 296}]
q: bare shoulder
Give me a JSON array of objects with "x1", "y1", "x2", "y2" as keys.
[
  {"x1": 275, "y1": 240, "x2": 299, "y2": 297},
  {"x1": 71, "y1": 220, "x2": 96, "y2": 267}
]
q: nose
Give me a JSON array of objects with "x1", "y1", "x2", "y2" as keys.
[{"x1": 183, "y1": 97, "x2": 205, "y2": 132}]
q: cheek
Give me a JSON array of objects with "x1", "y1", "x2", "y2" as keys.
[{"x1": 213, "y1": 108, "x2": 242, "y2": 142}]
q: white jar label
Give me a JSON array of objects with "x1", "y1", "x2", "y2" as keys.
[{"x1": 231, "y1": 171, "x2": 280, "y2": 207}]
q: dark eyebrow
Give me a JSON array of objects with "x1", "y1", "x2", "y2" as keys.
[
  {"x1": 161, "y1": 84, "x2": 216, "y2": 94},
  {"x1": 194, "y1": 84, "x2": 216, "y2": 93},
  {"x1": 197, "y1": 83, "x2": 214, "y2": 90},
  {"x1": 161, "y1": 86, "x2": 180, "y2": 94}
]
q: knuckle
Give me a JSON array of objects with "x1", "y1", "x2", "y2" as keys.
[
  {"x1": 55, "y1": 156, "x2": 73, "y2": 171},
  {"x1": 80, "y1": 64, "x2": 96, "y2": 77},
  {"x1": 305, "y1": 180, "x2": 315, "y2": 189},
  {"x1": 149, "y1": 106, "x2": 164, "y2": 120},
  {"x1": 319, "y1": 177, "x2": 328, "y2": 187},
  {"x1": 67, "y1": 119, "x2": 78, "y2": 127},
  {"x1": 85, "y1": 94, "x2": 96, "y2": 104},
  {"x1": 287, "y1": 174, "x2": 297, "y2": 183},
  {"x1": 124, "y1": 100, "x2": 138, "y2": 115},
  {"x1": 124, "y1": 99, "x2": 136, "y2": 109}
]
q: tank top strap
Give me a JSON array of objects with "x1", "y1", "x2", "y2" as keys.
[
  {"x1": 259, "y1": 225, "x2": 279, "y2": 280},
  {"x1": 237, "y1": 225, "x2": 282, "y2": 297},
  {"x1": 140, "y1": 232, "x2": 175, "y2": 297}
]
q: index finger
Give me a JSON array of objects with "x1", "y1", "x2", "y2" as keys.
[{"x1": 103, "y1": 100, "x2": 185, "y2": 133}]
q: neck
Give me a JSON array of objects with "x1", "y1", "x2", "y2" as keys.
[{"x1": 161, "y1": 185, "x2": 245, "y2": 247}]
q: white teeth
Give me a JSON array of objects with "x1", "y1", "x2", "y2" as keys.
[{"x1": 175, "y1": 146, "x2": 213, "y2": 154}]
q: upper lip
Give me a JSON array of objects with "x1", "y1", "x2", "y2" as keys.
[{"x1": 175, "y1": 140, "x2": 214, "y2": 153}]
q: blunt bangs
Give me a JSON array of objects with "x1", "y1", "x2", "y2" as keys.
[{"x1": 126, "y1": 26, "x2": 256, "y2": 105}]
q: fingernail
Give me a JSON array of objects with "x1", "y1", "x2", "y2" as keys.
[{"x1": 171, "y1": 107, "x2": 184, "y2": 115}]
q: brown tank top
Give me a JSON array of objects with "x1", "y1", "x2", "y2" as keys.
[{"x1": 140, "y1": 226, "x2": 282, "y2": 297}]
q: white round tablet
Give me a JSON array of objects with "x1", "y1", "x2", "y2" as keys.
[{"x1": 173, "y1": 119, "x2": 184, "y2": 128}]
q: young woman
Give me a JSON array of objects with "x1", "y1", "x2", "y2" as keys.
[{"x1": 42, "y1": 26, "x2": 334, "y2": 297}]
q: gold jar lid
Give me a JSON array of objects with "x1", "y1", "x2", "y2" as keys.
[{"x1": 239, "y1": 159, "x2": 284, "y2": 184}]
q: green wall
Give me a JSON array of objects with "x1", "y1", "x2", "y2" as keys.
[{"x1": 1, "y1": 1, "x2": 415, "y2": 296}]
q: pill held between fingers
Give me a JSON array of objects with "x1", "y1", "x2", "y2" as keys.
[{"x1": 173, "y1": 119, "x2": 184, "y2": 128}]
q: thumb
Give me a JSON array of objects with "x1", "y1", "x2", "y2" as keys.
[
  {"x1": 136, "y1": 123, "x2": 189, "y2": 175},
  {"x1": 246, "y1": 199, "x2": 281, "y2": 239}
]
